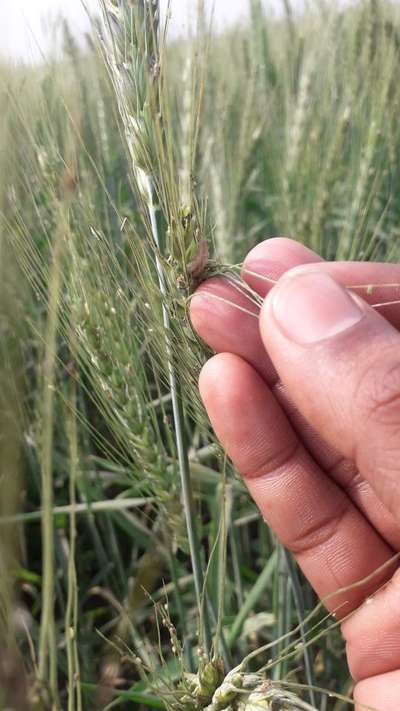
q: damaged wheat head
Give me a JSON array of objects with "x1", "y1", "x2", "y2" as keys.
[{"x1": 170, "y1": 663, "x2": 318, "y2": 710}]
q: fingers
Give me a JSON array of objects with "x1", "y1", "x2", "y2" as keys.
[
  {"x1": 242, "y1": 237, "x2": 323, "y2": 297},
  {"x1": 199, "y1": 353, "x2": 393, "y2": 613},
  {"x1": 260, "y1": 269, "x2": 400, "y2": 523},
  {"x1": 300, "y1": 260, "x2": 400, "y2": 301},
  {"x1": 191, "y1": 238, "x2": 323, "y2": 383},
  {"x1": 191, "y1": 239, "x2": 333, "y2": 464},
  {"x1": 191, "y1": 239, "x2": 400, "y2": 549},
  {"x1": 354, "y1": 670, "x2": 400, "y2": 711},
  {"x1": 190, "y1": 276, "x2": 277, "y2": 383},
  {"x1": 342, "y1": 567, "x2": 400, "y2": 681},
  {"x1": 276, "y1": 261, "x2": 400, "y2": 328},
  {"x1": 243, "y1": 240, "x2": 400, "y2": 325}
]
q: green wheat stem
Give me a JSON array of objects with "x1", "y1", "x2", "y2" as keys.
[
  {"x1": 0, "y1": 497, "x2": 155, "y2": 525},
  {"x1": 167, "y1": 547, "x2": 194, "y2": 672},
  {"x1": 98, "y1": 5, "x2": 212, "y2": 650},
  {"x1": 283, "y1": 548, "x2": 316, "y2": 708},
  {"x1": 66, "y1": 378, "x2": 82, "y2": 711},
  {"x1": 146, "y1": 175, "x2": 212, "y2": 654},
  {"x1": 214, "y1": 468, "x2": 229, "y2": 658},
  {"x1": 38, "y1": 207, "x2": 65, "y2": 704}
]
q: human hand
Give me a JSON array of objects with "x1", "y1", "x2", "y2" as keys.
[{"x1": 190, "y1": 238, "x2": 400, "y2": 710}]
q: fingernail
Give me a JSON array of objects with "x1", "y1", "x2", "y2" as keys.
[{"x1": 270, "y1": 272, "x2": 364, "y2": 344}]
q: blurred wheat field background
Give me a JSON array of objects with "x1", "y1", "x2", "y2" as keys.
[{"x1": 0, "y1": 0, "x2": 400, "y2": 708}]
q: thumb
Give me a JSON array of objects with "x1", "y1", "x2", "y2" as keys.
[{"x1": 260, "y1": 268, "x2": 400, "y2": 521}]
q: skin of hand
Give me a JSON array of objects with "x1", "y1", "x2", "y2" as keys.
[{"x1": 190, "y1": 238, "x2": 400, "y2": 711}]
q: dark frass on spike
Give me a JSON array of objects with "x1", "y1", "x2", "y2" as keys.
[{"x1": 167, "y1": 204, "x2": 210, "y2": 294}]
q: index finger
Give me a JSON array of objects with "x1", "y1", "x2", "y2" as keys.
[
  {"x1": 243, "y1": 240, "x2": 400, "y2": 326},
  {"x1": 199, "y1": 352, "x2": 394, "y2": 614}
]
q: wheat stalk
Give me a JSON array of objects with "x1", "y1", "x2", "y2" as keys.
[
  {"x1": 99, "y1": 0, "x2": 213, "y2": 652},
  {"x1": 37, "y1": 203, "x2": 67, "y2": 707}
]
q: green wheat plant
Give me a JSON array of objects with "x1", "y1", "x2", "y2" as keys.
[{"x1": 98, "y1": 1, "x2": 209, "y2": 631}]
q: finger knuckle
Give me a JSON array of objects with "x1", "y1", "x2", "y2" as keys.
[
  {"x1": 359, "y1": 356, "x2": 400, "y2": 431},
  {"x1": 290, "y1": 503, "x2": 350, "y2": 556},
  {"x1": 243, "y1": 438, "x2": 301, "y2": 480}
]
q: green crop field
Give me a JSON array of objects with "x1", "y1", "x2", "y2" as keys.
[{"x1": 0, "y1": 1, "x2": 399, "y2": 708}]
